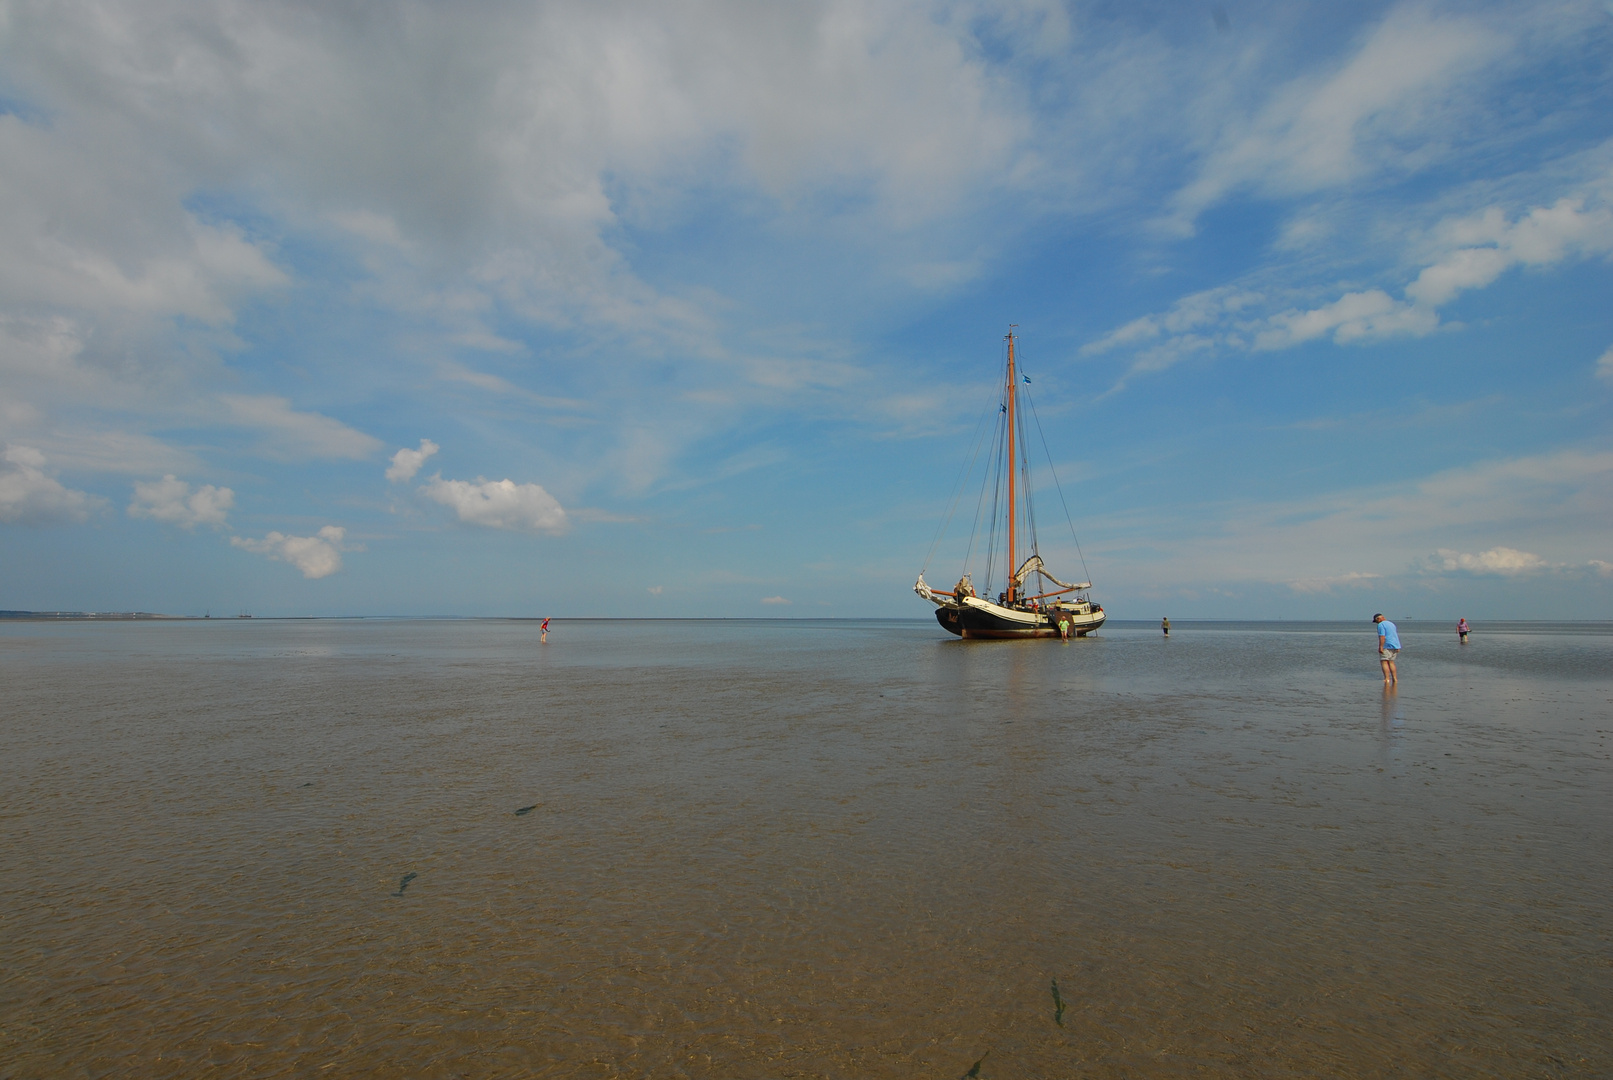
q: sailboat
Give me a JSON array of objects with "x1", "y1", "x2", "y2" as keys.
[{"x1": 914, "y1": 330, "x2": 1106, "y2": 639}]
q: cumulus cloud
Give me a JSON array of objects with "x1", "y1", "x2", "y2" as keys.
[
  {"x1": 0, "y1": 1, "x2": 1025, "y2": 341},
  {"x1": 760, "y1": 595, "x2": 791, "y2": 605},
  {"x1": 231, "y1": 525, "x2": 351, "y2": 579},
  {"x1": 419, "y1": 475, "x2": 568, "y2": 534},
  {"x1": 386, "y1": 439, "x2": 440, "y2": 483},
  {"x1": 128, "y1": 475, "x2": 233, "y2": 529},
  {"x1": 1596, "y1": 345, "x2": 1613, "y2": 383},
  {"x1": 6, "y1": 1, "x2": 1012, "y2": 494},
  {"x1": 1421, "y1": 546, "x2": 1551, "y2": 576},
  {"x1": 0, "y1": 445, "x2": 101, "y2": 525}
]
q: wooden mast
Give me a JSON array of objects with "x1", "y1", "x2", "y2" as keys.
[{"x1": 1005, "y1": 329, "x2": 1016, "y2": 604}]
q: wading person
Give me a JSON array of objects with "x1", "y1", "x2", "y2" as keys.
[
  {"x1": 540, "y1": 616, "x2": 550, "y2": 643},
  {"x1": 1458, "y1": 617, "x2": 1469, "y2": 643},
  {"x1": 1058, "y1": 613, "x2": 1070, "y2": 640},
  {"x1": 1162, "y1": 616, "x2": 1170, "y2": 637},
  {"x1": 1373, "y1": 613, "x2": 1400, "y2": 685}
]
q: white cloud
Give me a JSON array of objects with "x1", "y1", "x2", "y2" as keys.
[
  {"x1": 1421, "y1": 546, "x2": 1551, "y2": 576},
  {"x1": 1406, "y1": 198, "x2": 1613, "y2": 307},
  {"x1": 1286, "y1": 571, "x2": 1381, "y2": 594},
  {"x1": 1089, "y1": 183, "x2": 1613, "y2": 382},
  {"x1": 0, "y1": 0, "x2": 1026, "y2": 338},
  {"x1": 760, "y1": 595, "x2": 791, "y2": 605},
  {"x1": 1084, "y1": 449, "x2": 1613, "y2": 592},
  {"x1": 1594, "y1": 345, "x2": 1613, "y2": 383},
  {"x1": 386, "y1": 439, "x2": 440, "y2": 483},
  {"x1": 0, "y1": 1, "x2": 1052, "y2": 500},
  {"x1": 0, "y1": 0, "x2": 1605, "y2": 540},
  {"x1": 231, "y1": 525, "x2": 350, "y2": 579},
  {"x1": 21, "y1": 429, "x2": 198, "y2": 476},
  {"x1": 330, "y1": 210, "x2": 408, "y2": 248},
  {"x1": 0, "y1": 167, "x2": 286, "y2": 324},
  {"x1": 0, "y1": 444, "x2": 101, "y2": 525},
  {"x1": 1082, "y1": 287, "x2": 1263, "y2": 357},
  {"x1": 128, "y1": 474, "x2": 233, "y2": 529},
  {"x1": 419, "y1": 475, "x2": 569, "y2": 534},
  {"x1": 1255, "y1": 289, "x2": 1439, "y2": 350},
  {"x1": 1171, "y1": 7, "x2": 1508, "y2": 225},
  {"x1": 220, "y1": 395, "x2": 382, "y2": 461},
  {"x1": 647, "y1": 585, "x2": 664, "y2": 595},
  {"x1": 1082, "y1": 287, "x2": 1262, "y2": 389}
]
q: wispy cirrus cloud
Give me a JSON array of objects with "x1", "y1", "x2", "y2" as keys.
[
  {"x1": 219, "y1": 396, "x2": 382, "y2": 461},
  {"x1": 1080, "y1": 448, "x2": 1613, "y2": 593},
  {"x1": 1088, "y1": 179, "x2": 1613, "y2": 389},
  {"x1": 1167, "y1": 6, "x2": 1511, "y2": 230},
  {"x1": 1253, "y1": 289, "x2": 1438, "y2": 351},
  {"x1": 1285, "y1": 571, "x2": 1381, "y2": 595}
]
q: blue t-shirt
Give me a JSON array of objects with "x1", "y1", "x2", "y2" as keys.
[{"x1": 1378, "y1": 620, "x2": 1401, "y2": 650}]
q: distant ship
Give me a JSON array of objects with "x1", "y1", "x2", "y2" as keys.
[{"x1": 914, "y1": 329, "x2": 1105, "y2": 639}]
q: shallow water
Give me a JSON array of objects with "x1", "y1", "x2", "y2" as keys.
[{"x1": 2, "y1": 618, "x2": 1608, "y2": 1077}]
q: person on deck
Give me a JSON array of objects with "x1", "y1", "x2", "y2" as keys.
[{"x1": 1373, "y1": 614, "x2": 1400, "y2": 685}]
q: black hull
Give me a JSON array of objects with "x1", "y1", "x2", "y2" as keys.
[{"x1": 935, "y1": 604, "x2": 1100, "y2": 639}]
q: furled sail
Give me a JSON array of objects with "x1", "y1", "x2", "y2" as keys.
[{"x1": 1010, "y1": 555, "x2": 1089, "y2": 592}]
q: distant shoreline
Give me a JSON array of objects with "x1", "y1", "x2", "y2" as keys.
[
  {"x1": 0, "y1": 611, "x2": 184, "y2": 620},
  {"x1": 2, "y1": 612, "x2": 1608, "y2": 627}
]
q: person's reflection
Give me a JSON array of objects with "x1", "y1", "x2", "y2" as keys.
[{"x1": 1379, "y1": 685, "x2": 1404, "y2": 773}]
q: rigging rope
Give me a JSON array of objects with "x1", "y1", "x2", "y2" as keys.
[
  {"x1": 1021, "y1": 371, "x2": 1093, "y2": 588},
  {"x1": 980, "y1": 394, "x2": 1006, "y2": 595},
  {"x1": 919, "y1": 334, "x2": 1095, "y2": 604},
  {"x1": 919, "y1": 391, "x2": 998, "y2": 576}
]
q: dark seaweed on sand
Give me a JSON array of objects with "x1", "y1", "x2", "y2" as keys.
[
  {"x1": 1051, "y1": 978, "x2": 1065, "y2": 1026},
  {"x1": 391, "y1": 871, "x2": 417, "y2": 897},
  {"x1": 514, "y1": 804, "x2": 537, "y2": 815},
  {"x1": 962, "y1": 1050, "x2": 988, "y2": 1078}
]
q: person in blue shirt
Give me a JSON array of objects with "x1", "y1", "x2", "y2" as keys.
[{"x1": 1373, "y1": 613, "x2": 1400, "y2": 685}]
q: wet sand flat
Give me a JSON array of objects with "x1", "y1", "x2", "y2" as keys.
[{"x1": 1, "y1": 618, "x2": 1608, "y2": 1077}]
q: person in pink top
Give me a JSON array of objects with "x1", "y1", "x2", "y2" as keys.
[{"x1": 1457, "y1": 617, "x2": 1469, "y2": 643}]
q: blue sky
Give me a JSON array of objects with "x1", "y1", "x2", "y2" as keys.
[{"x1": 1, "y1": 0, "x2": 1610, "y2": 619}]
